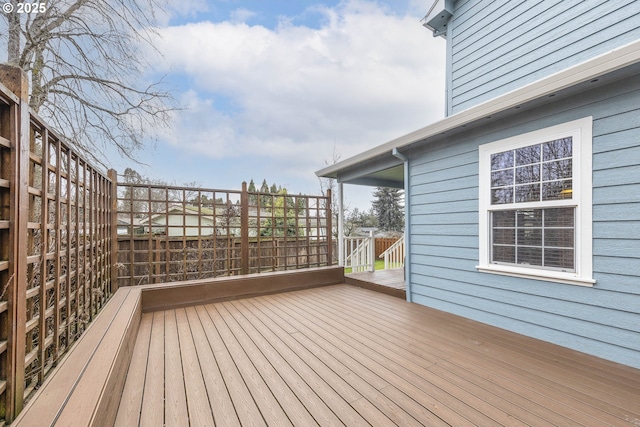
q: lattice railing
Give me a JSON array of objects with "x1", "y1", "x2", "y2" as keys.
[
  {"x1": 115, "y1": 182, "x2": 332, "y2": 285},
  {"x1": 0, "y1": 65, "x2": 114, "y2": 423}
]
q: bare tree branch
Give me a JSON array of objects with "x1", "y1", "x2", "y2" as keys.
[{"x1": 2, "y1": 0, "x2": 176, "y2": 165}]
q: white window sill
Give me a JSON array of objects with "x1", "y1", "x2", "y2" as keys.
[{"x1": 476, "y1": 264, "x2": 595, "y2": 287}]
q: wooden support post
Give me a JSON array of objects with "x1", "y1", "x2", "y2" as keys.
[
  {"x1": 326, "y1": 189, "x2": 332, "y2": 266},
  {"x1": 0, "y1": 63, "x2": 29, "y2": 421},
  {"x1": 240, "y1": 182, "x2": 249, "y2": 275},
  {"x1": 108, "y1": 169, "x2": 119, "y2": 292}
]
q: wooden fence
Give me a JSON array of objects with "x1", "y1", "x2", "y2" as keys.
[
  {"x1": 375, "y1": 237, "x2": 400, "y2": 258},
  {"x1": 0, "y1": 65, "x2": 114, "y2": 422},
  {"x1": 0, "y1": 65, "x2": 332, "y2": 423}
]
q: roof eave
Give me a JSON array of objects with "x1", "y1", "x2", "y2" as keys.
[{"x1": 316, "y1": 38, "x2": 640, "y2": 179}]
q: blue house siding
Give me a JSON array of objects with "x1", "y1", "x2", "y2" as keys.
[
  {"x1": 408, "y1": 73, "x2": 640, "y2": 368},
  {"x1": 447, "y1": 0, "x2": 640, "y2": 115}
]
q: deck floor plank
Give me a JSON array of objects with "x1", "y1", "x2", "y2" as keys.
[
  {"x1": 204, "y1": 304, "x2": 294, "y2": 426},
  {"x1": 175, "y1": 308, "x2": 216, "y2": 426},
  {"x1": 307, "y1": 290, "x2": 544, "y2": 425},
  {"x1": 260, "y1": 293, "x2": 477, "y2": 426},
  {"x1": 244, "y1": 297, "x2": 436, "y2": 426},
  {"x1": 194, "y1": 305, "x2": 266, "y2": 427},
  {"x1": 118, "y1": 283, "x2": 640, "y2": 427},
  {"x1": 184, "y1": 306, "x2": 241, "y2": 427},
  {"x1": 226, "y1": 299, "x2": 371, "y2": 426},
  {"x1": 215, "y1": 302, "x2": 322, "y2": 426},
  {"x1": 139, "y1": 311, "x2": 165, "y2": 427},
  {"x1": 164, "y1": 309, "x2": 189, "y2": 427},
  {"x1": 278, "y1": 289, "x2": 509, "y2": 426}
]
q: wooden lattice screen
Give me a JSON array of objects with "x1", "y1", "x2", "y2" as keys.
[
  {"x1": 0, "y1": 65, "x2": 114, "y2": 422},
  {"x1": 116, "y1": 182, "x2": 332, "y2": 286}
]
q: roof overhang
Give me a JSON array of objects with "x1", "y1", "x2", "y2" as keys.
[
  {"x1": 421, "y1": 0, "x2": 454, "y2": 38},
  {"x1": 316, "y1": 39, "x2": 640, "y2": 187}
]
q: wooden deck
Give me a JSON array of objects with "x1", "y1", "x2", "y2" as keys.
[
  {"x1": 116, "y1": 284, "x2": 640, "y2": 426},
  {"x1": 345, "y1": 269, "x2": 405, "y2": 298}
]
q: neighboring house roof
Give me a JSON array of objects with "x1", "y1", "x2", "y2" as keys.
[
  {"x1": 316, "y1": 39, "x2": 640, "y2": 187},
  {"x1": 137, "y1": 204, "x2": 217, "y2": 225}
]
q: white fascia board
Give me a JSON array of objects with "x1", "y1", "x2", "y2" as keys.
[{"x1": 316, "y1": 38, "x2": 640, "y2": 179}]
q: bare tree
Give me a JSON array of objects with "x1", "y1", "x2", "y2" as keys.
[
  {"x1": 319, "y1": 144, "x2": 352, "y2": 237},
  {"x1": 2, "y1": 0, "x2": 175, "y2": 166}
]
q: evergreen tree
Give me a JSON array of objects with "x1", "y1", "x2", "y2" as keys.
[
  {"x1": 259, "y1": 179, "x2": 270, "y2": 206},
  {"x1": 247, "y1": 179, "x2": 257, "y2": 205},
  {"x1": 260, "y1": 189, "x2": 301, "y2": 237},
  {"x1": 372, "y1": 187, "x2": 404, "y2": 232}
]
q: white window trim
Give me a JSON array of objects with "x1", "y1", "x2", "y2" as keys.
[{"x1": 477, "y1": 117, "x2": 595, "y2": 287}]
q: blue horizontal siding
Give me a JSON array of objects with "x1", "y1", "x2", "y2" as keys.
[
  {"x1": 448, "y1": 0, "x2": 640, "y2": 114},
  {"x1": 408, "y1": 72, "x2": 640, "y2": 368}
]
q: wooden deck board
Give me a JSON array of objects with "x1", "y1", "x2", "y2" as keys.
[
  {"x1": 204, "y1": 304, "x2": 294, "y2": 426},
  {"x1": 117, "y1": 283, "x2": 640, "y2": 426},
  {"x1": 184, "y1": 306, "x2": 240, "y2": 426},
  {"x1": 194, "y1": 305, "x2": 265, "y2": 426},
  {"x1": 175, "y1": 308, "x2": 216, "y2": 426},
  {"x1": 139, "y1": 311, "x2": 164, "y2": 427},
  {"x1": 164, "y1": 309, "x2": 189, "y2": 426}
]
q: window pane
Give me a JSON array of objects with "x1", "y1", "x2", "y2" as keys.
[
  {"x1": 545, "y1": 229, "x2": 574, "y2": 248},
  {"x1": 544, "y1": 248, "x2": 574, "y2": 269},
  {"x1": 516, "y1": 144, "x2": 540, "y2": 166},
  {"x1": 544, "y1": 207, "x2": 574, "y2": 227},
  {"x1": 517, "y1": 209, "x2": 542, "y2": 227},
  {"x1": 517, "y1": 247, "x2": 542, "y2": 266},
  {"x1": 542, "y1": 180, "x2": 572, "y2": 201},
  {"x1": 516, "y1": 165, "x2": 540, "y2": 184},
  {"x1": 543, "y1": 159, "x2": 572, "y2": 180},
  {"x1": 543, "y1": 137, "x2": 572, "y2": 161},
  {"x1": 515, "y1": 184, "x2": 540, "y2": 202},
  {"x1": 517, "y1": 229, "x2": 542, "y2": 246},
  {"x1": 492, "y1": 170, "x2": 513, "y2": 187},
  {"x1": 493, "y1": 245, "x2": 515, "y2": 263},
  {"x1": 493, "y1": 228, "x2": 515, "y2": 245},
  {"x1": 491, "y1": 151, "x2": 513, "y2": 171},
  {"x1": 493, "y1": 210, "x2": 515, "y2": 227},
  {"x1": 492, "y1": 188, "x2": 513, "y2": 204}
]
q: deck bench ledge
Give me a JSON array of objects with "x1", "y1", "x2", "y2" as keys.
[{"x1": 13, "y1": 288, "x2": 142, "y2": 427}]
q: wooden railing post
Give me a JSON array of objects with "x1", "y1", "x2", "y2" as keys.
[
  {"x1": 108, "y1": 169, "x2": 119, "y2": 292},
  {"x1": 326, "y1": 189, "x2": 332, "y2": 266},
  {"x1": 240, "y1": 182, "x2": 249, "y2": 275},
  {"x1": 0, "y1": 64, "x2": 29, "y2": 421},
  {"x1": 368, "y1": 230, "x2": 375, "y2": 272}
]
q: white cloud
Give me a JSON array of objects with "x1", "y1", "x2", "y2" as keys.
[
  {"x1": 150, "y1": 0, "x2": 446, "y2": 173},
  {"x1": 229, "y1": 8, "x2": 258, "y2": 24}
]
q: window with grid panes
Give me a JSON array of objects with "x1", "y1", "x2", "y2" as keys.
[{"x1": 478, "y1": 118, "x2": 594, "y2": 286}]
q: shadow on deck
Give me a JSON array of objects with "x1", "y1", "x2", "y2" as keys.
[{"x1": 14, "y1": 266, "x2": 640, "y2": 426}]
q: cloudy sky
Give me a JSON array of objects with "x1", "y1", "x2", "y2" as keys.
[{"x1": 115, "y1": 0, "x2": 447, "y2": 210}]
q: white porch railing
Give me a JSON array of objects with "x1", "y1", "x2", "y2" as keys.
[
  {"x1": 344, "y1": 231, "x2": 375, "y2": 272},
  {"x1": 380, "y1": 235, "x2": 405, "y2": 270}
]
